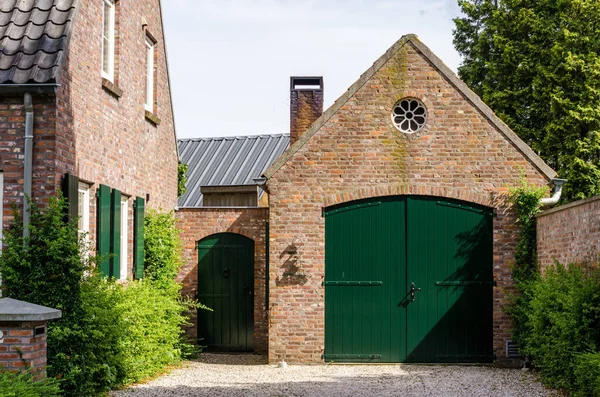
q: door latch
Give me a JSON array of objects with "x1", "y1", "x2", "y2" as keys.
[{"x1": 410, "y1": 282, "x2": 421, "y2": 302}]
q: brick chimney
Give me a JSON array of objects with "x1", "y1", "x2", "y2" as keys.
[{"x1": 290, "y1": 76, "x2": 324, "y2": 145}]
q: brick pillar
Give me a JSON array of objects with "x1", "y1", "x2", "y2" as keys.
[
  {"x1": 0, "y1": 321, "x2": 48, "y2": 375},
  {"x1": 0, "y1": 298, "x2": 61, "y2": 377},
  {"x1": 290, "y1": 77, "x2": 324, "y2": 145}
]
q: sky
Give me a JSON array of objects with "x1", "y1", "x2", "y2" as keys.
[{"x1": 162, "y1": 0, "x2": 464, "y2": 139}]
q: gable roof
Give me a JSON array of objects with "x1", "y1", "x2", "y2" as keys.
[
  {"x1": 0, "y1": 0, "x2": 78, "y2": 85},
  {"x1": 178, "y1": 133, "x2": 289, "y2": 207},
  {"x1": 263, "y1": 34, "x2": 557, "y2": 181}
]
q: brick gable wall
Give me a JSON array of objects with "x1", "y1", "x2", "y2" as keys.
[
  {"x1": 60, "y1": 0, "x2": 177, "y2": 211},
  {"x1": 266, "y1": 42, "x2": 550, "y2": 363},
  {"x1": 57, "y1": 0, "x2": 177, "y2": 278}
]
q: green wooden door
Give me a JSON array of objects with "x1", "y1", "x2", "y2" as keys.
[
  {"x1": 197, "y1": 233, "x2": 254, "y2": 351},
  {"x1": 324, "y1": 196, "x2": 493, "y2": 363}
]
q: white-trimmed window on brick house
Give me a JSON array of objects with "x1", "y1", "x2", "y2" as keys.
[
  {"x1": 102, "y1": 0, "x2": 116, "y2": 81},
  {"x1": 119, "y1": 196, "x2": 129, "y2": 280},
  {"x1": 77, "y1": 182, "x2": 91, "y2": 241},
  {"x1": 144, "y1": 36, "x2": 155, "y2": 112}
]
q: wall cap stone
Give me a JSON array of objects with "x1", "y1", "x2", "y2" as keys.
[
  {"x1": 537, "y1": 195, "x2": 600, "y2": 218},
  {"x1": 0, "y1": 298, "x2": 62, "y2": 322}
]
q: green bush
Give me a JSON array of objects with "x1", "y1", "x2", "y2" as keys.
[
  {"x1": 505, "y1": 181, "x2": 546, "y2": 355},
  {"x1": 0, "y1": 197, "x2": 98, "y2": 395},
  {"x1": 574, "y1": 352, "x2": 600, "y2": 397},
  {"x1": 117, "y1": 279, "x2": 190, "y2": 383},
  {"x1": 0, "y1": 370, "x2": 61, "y2": 397},
  {"x1": 144, "y1": 210, "x2": 183, "y2": 292},
  {"x1": 524, "y1": 263, "x2": 600, "y2": 391},
  {"x1": 0, "y1": 199, "x2": 196, "y2": 396}
]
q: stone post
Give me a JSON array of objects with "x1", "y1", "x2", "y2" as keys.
[{"x1": 0, "y1": 298, "x2": 62, "y2": 377}]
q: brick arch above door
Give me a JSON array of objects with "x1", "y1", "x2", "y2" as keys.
[{"x1": 323, "y1": 184, "x2": 494, "y2": 209}]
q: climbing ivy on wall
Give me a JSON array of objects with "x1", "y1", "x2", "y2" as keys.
[
  {"x1": 177, "y1": 162, "x2": 188, "y2": 198},
  {"x1": 509, "y1": 181, "x2": 547, "y2": 283},
  {"x1": 505, "y1": 181, "x2": 547, "y2": 358}
]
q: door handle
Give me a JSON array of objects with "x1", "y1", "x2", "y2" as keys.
[{"x1": 410, "y1": 282, "x2": 421, "y2": 302}]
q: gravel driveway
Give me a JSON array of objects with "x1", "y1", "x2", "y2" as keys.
[{"x1": 111, "y1": 353, "x2": 556, "y2": 397}]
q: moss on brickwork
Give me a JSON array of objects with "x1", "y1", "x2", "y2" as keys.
[{"x1": 381, "y1": 47, "x2": 409, "y2": 182}]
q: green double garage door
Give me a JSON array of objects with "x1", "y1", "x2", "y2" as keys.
[{"x1": 324, "y1": 196, "x2": 493, "y2": 363}]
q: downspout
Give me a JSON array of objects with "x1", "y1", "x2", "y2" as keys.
[
  {"x1": 23, "y1": 93, "x2": 34, "y2": 239},
  {"x1": 540, "y1": 178, "x2": 567, "y2": 207}
]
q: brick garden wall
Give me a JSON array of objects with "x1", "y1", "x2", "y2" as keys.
[
  {"x1": 176, "y1": 207, "x2": 269, "y2": 354},
  {"x1": 537, "y1": 195, "x2": 600, "y2": 269},
  {"x1": 266, "y1": 40, "x2": 551, "y2": 364}
]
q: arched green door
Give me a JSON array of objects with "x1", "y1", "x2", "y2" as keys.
[
  {"x1": 324, "y1": 196, "x2": 493, "y2": 363},
  {"x1": 197, "y1": 233, "x2": 254, "y2": 351}
]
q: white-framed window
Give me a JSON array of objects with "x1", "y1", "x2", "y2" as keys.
[
  {"x1": 391, "y1": 98, "x2": 428, "y2": 134},
  {"x1": 144, "y1": 37, "x2": 155, "y2": 112},
  {"x1": 77, "y1": 182, "x2": 90, "y2": 238},
  {"x1": 120, "y1": 196, "x2": 129, "y2": 280},
  {"x1": 102, "y1": 0, "x2": 115, "y2": 81}
]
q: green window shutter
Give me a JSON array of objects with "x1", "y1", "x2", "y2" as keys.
[
  {"x1": 62, "y1": 173, "x2": 79, "y2": 223},
  {"x1": 110, "y1": 189, "x2": 122, "y2": 279},
  {"x1": 97, "y1": 184, "x2": 111, "y2": 277},
  {"x1": 133, "y1": 197, "x2": 145, "y2": 279}
]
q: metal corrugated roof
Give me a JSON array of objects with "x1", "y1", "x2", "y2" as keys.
[
  {"x1": 178, "y1": 133, "x2": 290, "y2": 207},
  {"x1": 0, "y1": 0, "x2": 77, "y2": 84}
]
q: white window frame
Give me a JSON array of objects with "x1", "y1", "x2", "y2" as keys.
[
  {"x1": 77, "y1": 182, "x2": 90, "y2": 238},
  {"x1": 120, "y1": 197, "x2": 129, "y2": 280},
  {"x1": 145, "y1": 37, "x2": 155, "y2": 112},
  {"x1": 102, "y1": 0, "x2": 115, "y2": 81}
]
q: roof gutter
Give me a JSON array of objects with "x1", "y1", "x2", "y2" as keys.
[
  {"x1": 0, "y1": 84, "x2": 59, "y2": 95},
  {"x1": 540, "y1": 178, "x2": 567, "y2": 207},
  {"x1": 23, "y1": 93, "x2": 34, "y2": 239}
]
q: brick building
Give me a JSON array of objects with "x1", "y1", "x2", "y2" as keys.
[
  {"x1": 178, "y1": 34, "x2": 560, "y2": 365},
  {"x1": 0, "y1": 0, "x2": 178, "y2": 278},
  {"x1": 176, "y1": 134, "x2": 289, "y2": 354}
]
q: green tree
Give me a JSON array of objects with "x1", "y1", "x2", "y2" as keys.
[
  {"x1": 177, "y1": 162, "x2": 188, "y2": 198},
  {"x1": 453, "y1": 0, "x2": 600, "y2": 201}
]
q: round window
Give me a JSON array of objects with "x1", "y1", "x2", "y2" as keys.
[{"x1": 392, "y1": 98, "x2": 428, "y2": 133}]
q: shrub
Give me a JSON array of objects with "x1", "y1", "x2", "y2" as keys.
[
  {"x1": 0, "y1": 370, "x2": 61, "y2": 397},
  {"x1": 144, "y1": 210, "x2": 183, "y2": 292},
  {"x1": 0, "y1": 199, "x2": 196, "y2": 396},
  {"x1": 524, "y1": 263, "x2": 600, "y2": 391},
  {"x1": 117, "y1": 279, "x2": 190, "y2": 383},
  {"x1": 574, "y1": 352, "x2": 600, "y2": 397},
  {"x1": 0, "y1": 197, "x2": 97, "y2": 395},
  {"x1": 505, "y1": 181, "x2": 546, "y2": 354},
  {"x1": 0, "y1": 196, "x2": 84, "y2": 321}
]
